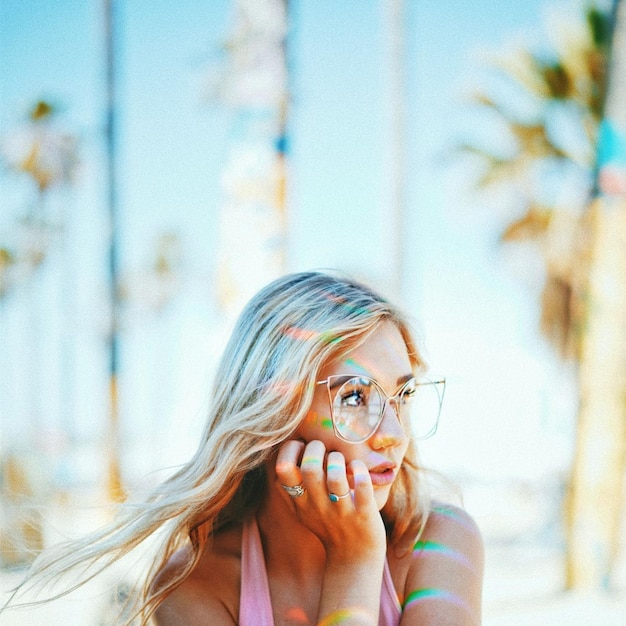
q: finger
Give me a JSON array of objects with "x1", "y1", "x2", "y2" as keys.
[
  {"x1": 275, "y1": 439, "x2": 305, "y2": 491},
  {"x1": 299, "y1": 440, "x2": 327, "y2": 497},
  {"x1": 349, "y1": 459, "x2": 376, "y2": 511},
  {"x1": 326, "y1": 451, "x2": 351, "y2": 504}
]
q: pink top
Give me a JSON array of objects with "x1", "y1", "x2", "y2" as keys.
[{"x1": 239, "y1": 516, "x2": 402, "y2": 626}]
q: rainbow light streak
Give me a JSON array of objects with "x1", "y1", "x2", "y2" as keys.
[
  {"x1": 412, "y1": 540, "x2": 474, "y2": 571},
  {"x1": 284, "y1": 606, "x2": 308, "y2": 623},
  {"x1": 303, "y1": 411, "x2": 333, "y2": 431},
  {"x1": 283, "y1": 326, "x2": 319, "y2": 341},
  {"x1": 431, "y1": 505, "x2": 481, "y2": 535},
  {"x1": 342, "y1": 355, "x2": 408, "y2": 386},
  {"x1": 326, "y1": 462, "x2": 344, "y2": 472},
  {"x1": 281, "y1": 325, "x2": 343, "y2": 346},
  {"x1": 321, "y1": 291, "x2": 372, "y2": 317},
  {"x1": 321, "y1": 331, "x2": 344, "y2": 345},
  {"x1": 342, "y1": 358, "x2": 371, "y2": 376},
  {"x1": 269, "y1": 380, "x2": 299, "y2": 395},
  {"x1": 317, "y1": 608, "x2": 372, "y2": 625},
  {"x1": 323, "y1": 293, "x2": 347, "y2": 305},
  {"x1": 402, "y1": 588, "x2": 470, "y2": 613},
  {"x1": 302, "y1": 455, "x2": 322, "y2": 465}
]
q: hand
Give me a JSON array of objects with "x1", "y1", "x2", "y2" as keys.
[{"x1": 275, "y1": 439, "x2": 387, "y2": 563}]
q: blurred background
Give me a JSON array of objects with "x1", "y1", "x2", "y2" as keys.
[{"x1": 1, "y1": 0, "x2": 625, "y2": 623}]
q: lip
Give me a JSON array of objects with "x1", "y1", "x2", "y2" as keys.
[{"x1": 368, "y1": 463, "x2": 397, "y2": 486}]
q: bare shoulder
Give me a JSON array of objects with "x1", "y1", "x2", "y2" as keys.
[
  {"x1": 422, "y1": 502, "x2": 484, "y2": 560},
  {"x1": 391, "y1": 503, "x2": 484, "y2": 626},
  {"x1": 153, "y1": 523, "x2": 243, "y2": 626}
]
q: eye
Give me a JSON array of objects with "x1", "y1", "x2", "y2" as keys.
[
  {"x1": 340, "y1": 387, "x2": 367, "y2": 408},
  {"x1": 400, "y1": 380, "x2": 417, "y2": 402}
]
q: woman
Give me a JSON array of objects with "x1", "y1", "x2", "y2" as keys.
[{"x1": 8, "y1": 271, "x2": 483, "y2": 625}]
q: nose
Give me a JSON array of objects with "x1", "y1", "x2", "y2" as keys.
[{"x1": 370, "y1": 398, "x2": 406, "y2": 449}]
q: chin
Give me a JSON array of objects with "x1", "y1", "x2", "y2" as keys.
[{"x1": 374, "y1": 486, "x2": 392, "y2": 510}]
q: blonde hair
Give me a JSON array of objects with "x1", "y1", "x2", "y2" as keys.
[{"x1": 5, "y1": 271, "x2": 431, "y2": 623}]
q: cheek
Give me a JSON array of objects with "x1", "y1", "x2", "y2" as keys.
[
  {"x1": 297, "y1": 410, "x2": 334, "y2": 438},
  {"x1": 399, "y1": 438, "x2": 410, "y2": 457}
]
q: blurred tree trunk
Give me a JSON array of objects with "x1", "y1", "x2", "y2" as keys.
[
  {"x1": 565, "y1": 199, "x2": 626, "y2": 589},
  {"x1": 104, "y1": 0, "x2": 124, "y2": 502},
  {"x1": 451, "y1": 0, "x2": 624, "y2": 589},
  {"x1": 214, "y1": 0, "x2": 289, "y2": 316},
  {"x1": 0, "y1": 454, "x2": 43, "y2": 567},
  {"x1": 565, "y1": 0, "x2": 626, "y2": 590},
  {"x1": 385, "y1": 0, "x2": 407, "y2": 301}
]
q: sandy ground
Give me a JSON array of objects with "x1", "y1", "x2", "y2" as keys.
[{"x1": 482, "y1": 545, "x2": 626, "y2": 626}]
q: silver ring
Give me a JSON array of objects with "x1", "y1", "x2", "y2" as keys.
[
  {"x1": 329, "y1": 491, "x2": 350, "y2": 503},
  {"x1": 281, "y1": 483, "x2": 306, "y2": 498}
]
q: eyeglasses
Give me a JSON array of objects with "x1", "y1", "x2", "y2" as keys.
[{"x1": 316, "y1": 375, "x2": 446, "y2": 443}]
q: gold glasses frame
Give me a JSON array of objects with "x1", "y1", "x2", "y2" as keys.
[{"x1": 315, "y1": 375, "x2": 446, "y2": 444}]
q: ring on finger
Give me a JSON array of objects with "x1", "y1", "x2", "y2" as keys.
[
  {"x1": 281, "y1": 483, "x2": 306, "y2": 498},
  {"x1": 328, "y1": 491, "x2": 350, "y2": 503}
]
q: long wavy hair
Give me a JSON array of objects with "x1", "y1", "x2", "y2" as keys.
[{"x1": 5, "y1": 271, "x2": 432, "y2": 624}]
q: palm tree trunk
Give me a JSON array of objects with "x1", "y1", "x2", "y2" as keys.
[
  {"x1": 565, "y1": 0, "x2": 626, "y2": 590},
  {"x1": 565, "y1": 199, "x2": 626, "y2": 589},
  {"x1": 215, "y1": 0, "x2": 289, "y2": 315}
]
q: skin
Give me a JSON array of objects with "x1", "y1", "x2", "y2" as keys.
[{"x1": 154, "y1": 321, "x2": 484, "y2": 625}]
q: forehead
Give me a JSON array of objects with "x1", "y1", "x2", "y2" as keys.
[{"x1": 321, "y1": 321, "x2": 413, "y2": 386}]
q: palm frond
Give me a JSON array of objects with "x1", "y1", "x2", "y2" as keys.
[
  {"x1": 540, "y1": 273, "x2": 575, "y2": 359},
  {"x1": 587, "y1": 5, "x2": 613, "y2": 51},
  {"x1": 500, "y1": 205, "x2": 553, "y2": 242},
  {"x1": 475, "y1": 157, "x2": 522, "y2": 188},
  {"x1": 509, "y1": 121, "x2": 570, "y2": 159},
  {"x1": 454, "y1": 2, "x2": 612, "y2": 363},
  {"x1": 492, "y1": 50, "x2": 553, "y2": 100}
]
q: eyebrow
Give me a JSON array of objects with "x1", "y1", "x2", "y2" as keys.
[{"x1": 325, "y1": 373, "x2": 415, "y2": 391}]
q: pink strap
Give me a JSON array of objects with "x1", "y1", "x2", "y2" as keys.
[
  {"x1": 380, "y1": 558, "x2": 402, "y2": 625},
  {"x1": 239, "y1": 517, "x2": 274, "y2": 626},
  {"x1": 240, "y1": 517, "x2": 402, "y2": 626}
]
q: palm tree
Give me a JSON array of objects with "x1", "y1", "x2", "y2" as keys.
[
  {"x1": 0, "y1": 100, "x2": 78, "y2": 297},
  {"x1": 459, "y1": 1, "x2": 626, "y2": 590},
  {"x1": 0, "y1": 99, "x2": 78, "y2": 565},
  {"x1": 458, "y1": 2, "x2": 612, "y2": 359},
  {"x1": 209, "y1": 0, "x2": 290, "y2": 315},
  {"x1": 564, "y1": 0, "x2": 626, "y2": 591}
]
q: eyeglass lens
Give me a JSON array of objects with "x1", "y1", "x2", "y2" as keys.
[{"x1": 331, "y1": 376, "x2": 443, "y2": 442}]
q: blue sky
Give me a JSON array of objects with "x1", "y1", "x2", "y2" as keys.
[{"x1": 0, "y1": 0, "x2": 581, "y2": 483}]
